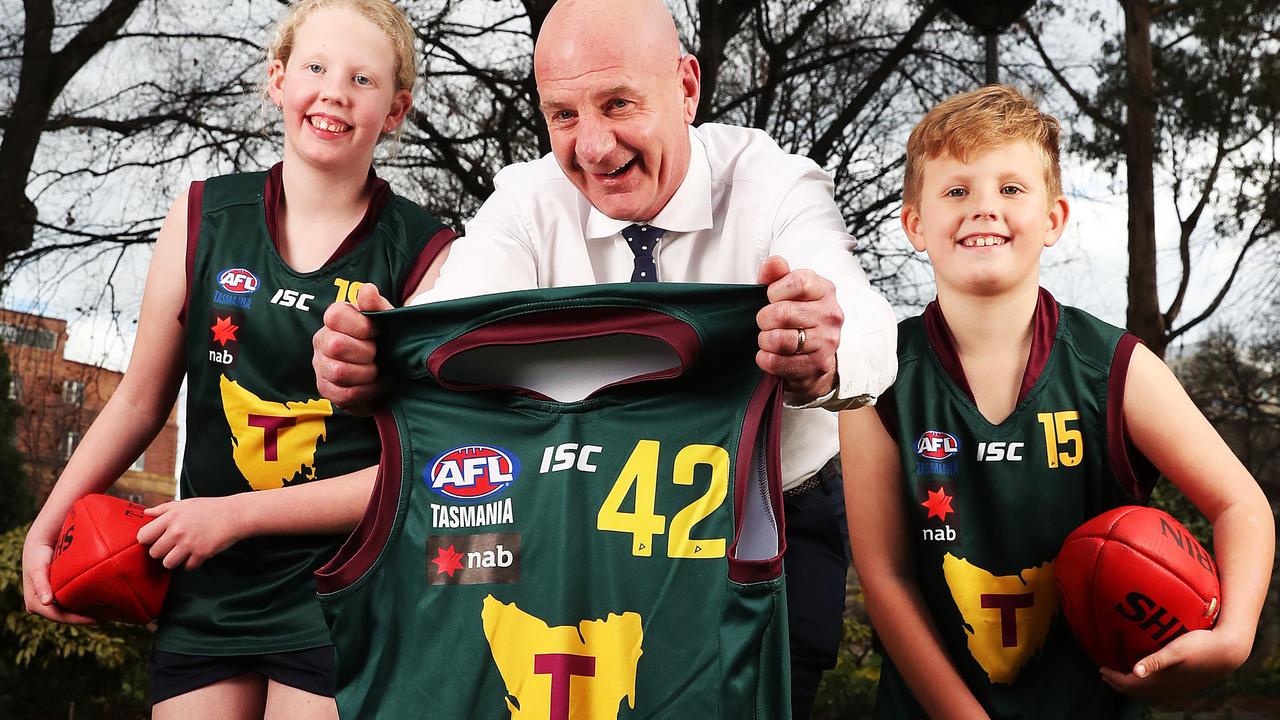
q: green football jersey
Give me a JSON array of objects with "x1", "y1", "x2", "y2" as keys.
[
  {"x1": 157, "y1": 167, "x2": 451, "y2": 655},
  {"x1": 318, "y1": 283, "x2": 791, "y2": 719},
  {"x1": 874, "y1": 289, "x2": 1155, "y2": 719}
]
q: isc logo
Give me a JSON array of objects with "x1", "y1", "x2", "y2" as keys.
[
  {"x1": 916, "y1": 431, "x2": 959, "y2": 460},
  {"x1": 217, "y1": 268, "x2": 259, "y2": 295},
  {"x1": 427, "y1": 445, "x2": 520, "y2": 502}
]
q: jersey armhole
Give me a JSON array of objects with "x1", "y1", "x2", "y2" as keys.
[
  {"x1": 1107, "y1": 333, "x2": 1160, "y2": 500},
  {"x1": 177, "y1": 180, "x2": 205, "y2": 328},
  {"x1": 398, "y1": 227, "x2": 458, "y2": 305},
  {"x1": 316, "y1": 409, "x2": 404, "y2": 595},
  {"x1": 727, "y1": 375, "x2": 785, "y2": 584},
  {"x1": 873, "y1": 387, "x2": 900, "y2": 443}
]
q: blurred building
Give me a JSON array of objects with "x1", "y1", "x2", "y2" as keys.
[{"x1": 1, "y1": 308, "x2": 178, "y2": 507}]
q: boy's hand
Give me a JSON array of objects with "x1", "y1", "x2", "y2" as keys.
[
  {"x1": 755, "y1": 256, "x2": 842, "y2": 401},
  {"x1": 1099, "y1": 628, "x2": 1247, "y2": 701},
  {"x1": 21, "y1": 527, "x2": 100, "y2": 624},
  {"x1": 139, "y1": 497, "x2": 245, "y2": 570},
  {"x1": 313, "y1": 283, "x2": 393, "y2": 414}
]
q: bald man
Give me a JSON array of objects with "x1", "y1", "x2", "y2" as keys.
[{"x1": 313, "y1": 1, "x2": 896, "y2": 715}]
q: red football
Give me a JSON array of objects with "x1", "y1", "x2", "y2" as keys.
[
  {"x1": 1056, "y1": 505, "x2": 1219, "y2": 671},
  {"x1": 48, "y1": 494, "x2": 171, "y2": 624}
]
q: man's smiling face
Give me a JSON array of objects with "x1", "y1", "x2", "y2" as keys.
[{"x1": 534, "y1": 0, "x2": 699, "y2": 222}]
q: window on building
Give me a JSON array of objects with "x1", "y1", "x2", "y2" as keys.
[
  {"x1": 7, "y1": 375, "x2": 21, "y2": 402},
  {"x1": 63, "y1": 430, "x2": 81, "y2": 460},
  {"x1": 62, "y1": 379, "x2": 85, "y2": 405},
  {"x1": 131, "y1": 451, "x2": 146, "y2": 472}
]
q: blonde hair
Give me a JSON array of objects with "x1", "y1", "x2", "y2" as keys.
[
  {"x1": 903, "y1": 84, "x2": 1062, "y2": 207},
  {"x1": 267, "y1": 0, "x2": 418, "y2": 95}
]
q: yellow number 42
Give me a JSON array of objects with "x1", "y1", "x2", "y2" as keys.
[{"x1": 596, "y1": 440, "x2": 729, "y2": 559}]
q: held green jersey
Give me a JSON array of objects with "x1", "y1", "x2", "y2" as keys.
[
  {"x1": 158, "y1": 167, "x2": 452, "y2": 654},
  {"x1": 318, "y1": 283, "x2": 791, "y2": 720},
  {"x1": 874, "y1": 289, "x2": 1156, "y2": 720}
]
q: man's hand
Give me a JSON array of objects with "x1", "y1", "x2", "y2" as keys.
[
  {"x1": 313, "y1": 283, "x2": 393, "y2": 414},
  {"x1": 755, "y1": 256, "x2": 842, "y2": 401},
  {"x1": 1099, "y1": 628, "x2": 1249, "y2": 703},
  {"x1": 139, "y1": 497, "x2": 244, "y2": 570}
]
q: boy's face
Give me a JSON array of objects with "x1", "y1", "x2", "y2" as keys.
[{"x1": 902, "y1": 141, "x2": 1069, "y2": 297}]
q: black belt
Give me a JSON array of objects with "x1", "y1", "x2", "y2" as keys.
[{"x1": 783, "y1": 456, "x2": 840, "y2": 499}]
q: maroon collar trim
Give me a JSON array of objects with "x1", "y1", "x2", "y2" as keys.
[
  {"x1": 264, "y1": 162, "x2": 390, "y2": 266},
  {"x1": 923, "y1": 287, "x2": 1060, "y2": 406},
  {"x1": 425, "y1": 307, "x2": 702, "y2": 399}
]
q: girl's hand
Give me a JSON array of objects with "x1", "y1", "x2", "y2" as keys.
[
  {"x1": 1099, "y1": 627, "x2": 1249, "y2": 701},
  {"x1": 139, "y1": 497, "x2": 245, "y2": 570},
  {"x1": 21, "y1": 524, "x2": 100, "y2": 624}
]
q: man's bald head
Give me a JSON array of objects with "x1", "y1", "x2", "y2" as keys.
[
  {"x1": 534, "y1": 0, "x2": 681, "y2": 83},
  {"x1": 532, "y1": 0, "x2": 700, "y2": 222}
]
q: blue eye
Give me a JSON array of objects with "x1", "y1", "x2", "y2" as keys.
[
  {"x1": 608, "y1": 99, "x2": 630, "y2": 110},
  {"x1": 306, "y1": 63, "x2": 323, "y2": 74},
  {"x1": 354, "y1": 74, "x2": 372, "y2": 86}
]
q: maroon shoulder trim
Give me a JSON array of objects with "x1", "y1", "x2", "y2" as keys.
[
  {"x1": 1107, "y1": 333, "x2": 1159, "y2": 499},
  {"x1": 177, "y1": 180, "x2": 206, "y2": 328},
  {"x1": 728, "y1": 375, "x2": 785, "y2": 584},
  {"x1": 316, "y1": 409, "x2": 403, "y2": 594},
  {"x1": 923, "y1": 287, "x2": 1061, "y2": 405},
  {"x1": 426, "y1": 308, "x2": 701, "y2": 397},
  {"x1": 873, "y1": 387, "x2": 900, "y2": 443},
  {"x1": 398, "y1": 227, "x2": 458, "y2": 305}
]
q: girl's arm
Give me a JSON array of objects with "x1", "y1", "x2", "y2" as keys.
[
  {"x1": 22, "y1": 188, "x2": 191, "y2": 623},
  {"x1": 137, "y1": 464, "x2": 376, "y2": 570},
  {"x1": 1102, "y1": 344, "x2": 1274, "y2": 699},
  {"x1": 841, "y1": 408, "x2": 989, "y2": 719}
]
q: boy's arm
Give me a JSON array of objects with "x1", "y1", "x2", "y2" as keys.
[
  {"x1": 22, "y1": 189, "x2": 191, "y2": 624},
  {"x1": 137, "y1": 466, "x2": 377, "y2": 570},
  {"x1": 1102, "y1": 344, "x2": 1274, "y2": 700},
  {"x1": 840, "y1": 408, "x2": 989, "y2": 719}
]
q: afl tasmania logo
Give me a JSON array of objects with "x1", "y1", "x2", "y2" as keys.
[
  {"x1": 216, "y1": 268, "x2": 259, "y2": 295},
  {"x1": 916, "y1": 431, "x2": 960, "y2": 460},
  {"x1": 426, "y1": 445, "x2": 521, "y2": 503}
]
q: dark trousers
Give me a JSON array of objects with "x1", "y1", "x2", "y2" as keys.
[{"x1": 783, "y1": 458, "x2": 849, "y2": 720}]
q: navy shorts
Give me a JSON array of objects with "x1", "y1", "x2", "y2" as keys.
[{"x1": 148, "y1": 646, "x2": 336, "y2": 705}]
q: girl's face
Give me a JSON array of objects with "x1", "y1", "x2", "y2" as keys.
[{"x1": 267, "y1": 7, "x2": 411, "y2": 173}]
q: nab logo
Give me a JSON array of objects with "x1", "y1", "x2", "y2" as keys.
[
  {"x1": 917, "y1": 431, "x2": 960, "y2": 460},
  {"x1": 217, "y1": 268, "x2": 259, "y2": 295},
  {"x1": 427, "y1": 445, "x2": 520, "y2": 503}
]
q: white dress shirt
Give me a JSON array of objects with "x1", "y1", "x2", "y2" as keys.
[{"x1": 414, "y1": 123, "x2": 897, "y2": 489}]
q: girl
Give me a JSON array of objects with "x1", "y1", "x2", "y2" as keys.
[{"x1": 21, "y1": 2, "x2": 453, "y2": 718}]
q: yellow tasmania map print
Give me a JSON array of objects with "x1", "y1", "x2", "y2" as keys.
[
  {"x1": 218, "y1": 375, "x2": 333, "y2": 490},
  {"x1": 482, "y1": 595, "x2": 643, "y2": 719},
  {"x1": 941, "y1": 553, "x2": 1058, "y2": 684}
]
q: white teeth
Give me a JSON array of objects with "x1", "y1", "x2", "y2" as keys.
[
  {"x1": 309, "y1": 116, "x2": 350, "y2": 133},
  {"x1": 607, "y1": 160, "x2": 631, "y2": 176},
  {"x1": 961, "y1": 235, "x2": 1007, "y2": 247}
]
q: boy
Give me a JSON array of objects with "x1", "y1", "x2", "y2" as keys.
[{"x1": 840, "y1": 85, "x2": 1273, "y2": 718}]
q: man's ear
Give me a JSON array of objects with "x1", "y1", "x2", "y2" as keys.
[
  {"x1": 1044, "y1": 195, "x2": 1070, "y2": 248},
  {"x1": 902, "y1": 204, "x2": 927, "y2": 252},
  {"x1": 678, "y1": 54, "x2": 701, "y2": 124}
]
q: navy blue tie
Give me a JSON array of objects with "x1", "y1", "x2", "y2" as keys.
[{"x1": 621, "y1": 224, "x2": 665, "y2": 282}]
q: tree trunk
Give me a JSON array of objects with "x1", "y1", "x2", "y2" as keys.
[{"x1": 1120, "y1": 0, "x2": 1166, "y2": 356}]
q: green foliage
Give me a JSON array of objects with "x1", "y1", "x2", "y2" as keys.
[
  {"x1": 0, "y1": 344, "x2": 33, "y2": 532},
  {"x1": 0, "y1": 524, "x2": 150, "y2": 719},
  {"x1": 814, "y1": 584, "x2": 881, "y2": 719}
]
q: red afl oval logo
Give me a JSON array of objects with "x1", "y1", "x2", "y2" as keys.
[
  {"x1": 916, "y1": 431, "x2": 959, "y2": 461},
  {"x1": 217, "y1": 268, "x2": 259, "y2": 295},
  {"x1": 426, "y1": 445, "x2": 521, "y2": 502}
]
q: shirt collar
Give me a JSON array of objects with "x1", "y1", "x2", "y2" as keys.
[{"x1": 583, "y1": 126, "x2": 715, "y2": 239}]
